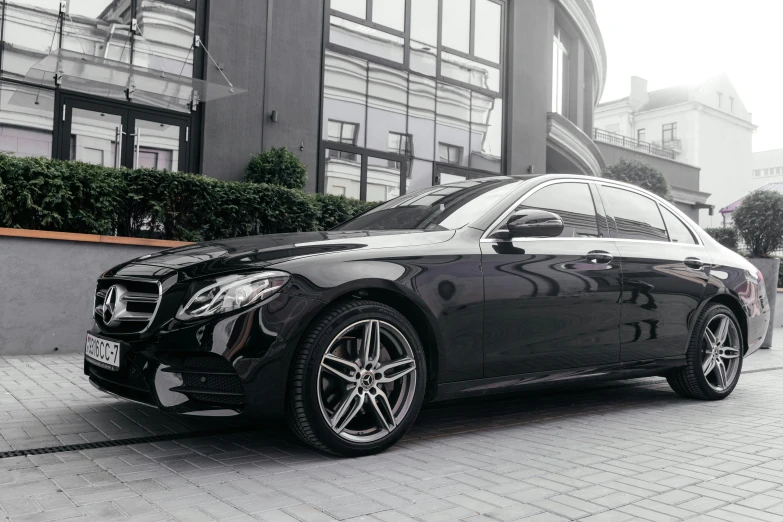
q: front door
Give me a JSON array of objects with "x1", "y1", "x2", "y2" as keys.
[
  {"x1": 57, "y1": 95, "x2": 190, "y2": 171},
  {"x1": 597, "y1": 184, "x2": 711, "y2": 362},
  {"x1": 481, "y1": 180, "x2": 623, "y2": 377}
]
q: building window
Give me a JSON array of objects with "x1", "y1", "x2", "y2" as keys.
[
  {"x1": 387, "y1": 132, "x2": 411, "y2": 169},
  {"x1": 717, "y1": 92, "x2": 722, "y2": 108},
  {"x1": 637, "y1": 129, "x2": 646, "y2": 142},
  {"x1": 327, "y1": 119, "x2": 358, "y2": 160},
  {"x1": 438, "y1": 143, "x2": 463, "y2": 164},
  {"x1": 662, "y1": 122, "x2": 678, "y2": 142},
  {"x1": 552, "y1": 24, "x2": 570, "y2": 116},
  {"x1": 323, "y1": 0, "x2": 506, "y2": 200}
]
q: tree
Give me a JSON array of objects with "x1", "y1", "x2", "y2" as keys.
[
  {"x1": 732, "y1": 189, "x2": 783, "y2": 257},
  {"x1": 601, "y1": 159, "x2": 673, "y2": 201},
  {"x1": 245, "y1": 147, "x2": 307, "y2": 190}
]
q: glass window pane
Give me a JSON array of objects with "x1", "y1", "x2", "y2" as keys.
[
  {"x1": 408, "y1": 159, "x2": 433, "y2": 192},
  {"x1": 2, "y1": 0, "x2": 62, "y2": 82},
  {"x1": 441, "y1": 52, "x2": 500, "y2": 92},
  {"x1": 408, "y1": 75, "x2": 436, "y2": 161},
  {"x1": 70, "y1": 108, "x2": 123, "y2": 167},
  {"x1": 474, "y1": 0, "x2": 501, "y2": 63},
  {"x1": 133, "y1": 0, "x2": 196, "y2": 77},
  {"x1": 661, "y1": 206, "x2": 697, "y2": 244},
  {"x1": 411, "y1": 0, "x2": 438, "y2": 45},
  {"x1": 325, "y1": 148, "x2": 361, "y2": 199},
  {"x1": 517, "y1": 183, "x2": 598, "y2": 238},
  {"x1": 366, "y1": 63, "x2": 407, "y2": 153},
  {"x1": 133, "y1": 119, "x2": 180, "y2": 172},
  {"x1": 322, "y1": 51, "x2": 367, "y2": 148},
  {"x1": 436, "y1": 83, "x2": 470, "y2": 167},
  {"x1": 330, "y1": 16, "x2": 404, "y2": 63},
  {"x1": 367, "y1": 156, "x2": 401, "y2": 202},
  {"x1": 602, "y1": 186, "x2": 668, "y2": 241},
  {"x1": 410, "y1": 40, "x2": 436, "y2": 77},
  {"x1": 61, "y1": 0, "x2": 131, "y2": 64},
  {"x1": 331, "y1": 0, "x2": 366, "y2": 19},
  {"x1": 441, "y1": 0, "x2": 470, "y2": 53},
  {"x1": 372, "y1": 0, "x2": 405, "y2": 31},
  {"x1": 470, "y1": 93, "x2": 501, "y2": 173},
  {"x1": 0, "y1": 82, "x2": 54, "y2": 157}
]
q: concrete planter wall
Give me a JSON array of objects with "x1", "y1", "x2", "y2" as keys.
[
  {"x1": 0, "y1": 230, "x2": 189, "y2": 356},
  {"x1": 748, "y1": 257, "x2": 780, "y2": 349}
]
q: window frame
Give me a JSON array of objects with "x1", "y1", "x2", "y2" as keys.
[
  {"x1": 320, "y1": 140, "x2": 409, "y2": 201},
  {"x1": 662, "y1": 122, "x2": 678, "y2": 142},
  {"x1": 659, "y1": 204, "x2": 698, "y2": 245},
  {"x1": 637, "y1": 128, "x2": 646, "y2": 142}
]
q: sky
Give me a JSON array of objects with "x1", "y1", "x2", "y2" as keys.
[{"x1": 593, "y1": 0, "x2": 783, "y2": 152}]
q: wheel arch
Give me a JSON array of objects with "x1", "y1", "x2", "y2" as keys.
[{"x1": 697, "y1": 293, "x2": 749, "y2": 354}]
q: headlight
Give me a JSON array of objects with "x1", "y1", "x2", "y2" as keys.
[{"x1": 176, "y1": 271, "x2": 289, "y2": 321}]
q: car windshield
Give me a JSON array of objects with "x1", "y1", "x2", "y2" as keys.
[{"x1": 334, "y1": 178, "x2": 522, "y2": 231}]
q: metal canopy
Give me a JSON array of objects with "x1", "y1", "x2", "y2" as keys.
[{"x1": 11, "y1": 49, "x2": 245, "y2": 111}]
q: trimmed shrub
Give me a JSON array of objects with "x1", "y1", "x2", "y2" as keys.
[
  {"x1": 704, "y1": 226, "x2": 738, "y2": 251},
  {"x1": 0, "y1": 153, "x2": 365, "y2": 242},
  {"x1": 245, "y1": 147, "x2": 307, "y2": 190},
  {"x1": 602, "y1": 158, "x2": 673, "y2": 201},
  {"x1": 733, "y1": 190, "x2": 783, "y2": 257}
]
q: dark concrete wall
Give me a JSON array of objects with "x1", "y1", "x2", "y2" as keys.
[
  {"x1": 201, "y1": 0, "x2": 268, "y2": 180},
  {"x1": 597, "y1": 142, "x2": 701, "y2": 191},
  {"x1": 261, "y1": 0, "x2": 325, "y2": 192},
  {"x1": 505, "y1": 0, "x2": 551, "y2": 177},
  {"x1": 0, "y1": 238, "x2": 161, "y2": 355}
]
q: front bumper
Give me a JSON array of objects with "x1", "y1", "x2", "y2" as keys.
[{"x1": 85, "y1": 292, "x2": 325, "y2": 419}]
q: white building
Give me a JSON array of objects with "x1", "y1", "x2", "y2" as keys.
[{"x1": 595, "y1": 74, "x2": 755, "y2": 227}]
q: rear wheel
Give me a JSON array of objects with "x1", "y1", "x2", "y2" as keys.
[
  {"x1": 287, "y1": 300, "x2": 426, "y2": 456},
  {"x1": 667, "y1": 303, "x2": 743, "y2": 400}
]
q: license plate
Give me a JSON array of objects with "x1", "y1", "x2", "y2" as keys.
[{"x1": 85, "y1": 333, "x2": 121, "y2": 371}]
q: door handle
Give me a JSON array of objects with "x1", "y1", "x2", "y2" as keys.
[
  {"x1": 684, "y1": 257, "x2": 704, "y2": 270},
  {"x1": 586, "y1": 250, "x2": 613, "y2": 264}
]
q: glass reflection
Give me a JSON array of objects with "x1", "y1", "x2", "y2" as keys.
[
  {"x1": 62, "y1": 0, "x2": 131, "y2": 65},
  {"x1": 367, "y1": 63, "x2": 407, "y2": 153},
  {"x1": 372, "y1": 0, "x2": 405, "y2": 31},
  {"x1": 367, "y1": 156, "x2": 401, "y2": 202},
  {"x1": 408, "y1": 159, "x2": 433, "y2": 192},
  {"x1": 331, "y1": 0, "x2": 366, "y2": 19},
  {"x1": 408, "y1": 75, "x2": 436, "y2": 161},
  {"x1": 436, "y1": 83, "x2": 471, "y2": 167},
  {"x1": 441, "y1": 0, "x2": 470, "y2": 53},
  {"x1": 133, "y1": 0, "x2": 196, "y2": 77},
  {"x1": 70, "y1": 108, "x2": 122, "y2": 167},
  {"x1": 2, "y1": 0, "x2": 62, "y2": 82},
  {"x1": 470, "y1": 94, "x2": 501, "y2": 172},
  {"x1": 329, "y1": 16, "x2": 404, "y2": 63},
  {"x1": 474, "y1": 0, "x2": 502, "y2": 63},
  {"x1": 0, "y1": 82, "x2": 54, "y2": 157},
  {"x1": 411, "y1": 0, "x2": 438, "y2": 45},
  {"x1": 322, "y1": 51, "x2": 367, "y2": 148},
  {"x1": 410, "y1": 40, "x2": 436, "y2": 77},
  {"x1": 441, "y1": 52, "x2": 500, "y2": 92},
  {"x1": 133, "y1": 119, "x2": 180, "y2": 171},
  {"x1": 324, "y1": 148, "x2": 361, "y2": 199}
]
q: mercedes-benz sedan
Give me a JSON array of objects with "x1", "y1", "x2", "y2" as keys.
[{"x1": 85, "y1": 175, "x2": 769, "y2": 456}]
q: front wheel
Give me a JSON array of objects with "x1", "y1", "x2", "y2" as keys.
[
  {"x1": 287, "y1": 300, "x2": 426, "y2": 457},
  {"x1": 667, "y1": 303, "x2": 743, "y2": 400}
]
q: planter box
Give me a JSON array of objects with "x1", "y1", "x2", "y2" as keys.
[
  {"x1": 749, "y1": 257, "x2": 780, "y2": 349},
  {"x1": 0, "y1": 229, "x2": 190, "y2": 356}
]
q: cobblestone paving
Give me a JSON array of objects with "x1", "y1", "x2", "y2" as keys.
[{"x1": 1, "y1": 341, "x2": 783, "y2": 521}]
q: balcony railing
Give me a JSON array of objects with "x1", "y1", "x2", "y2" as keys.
[{"x1": 593, "y1": 128, "x2": 677, "y2": 160}]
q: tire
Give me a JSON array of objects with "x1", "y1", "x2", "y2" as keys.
[
  {"x1": 286, "y1": 300, "x2": 427, "y2": 457},
  {"x1": 667, "y1": 303, "x2": 744, "y2": 400}
]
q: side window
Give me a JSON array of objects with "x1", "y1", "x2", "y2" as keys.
[
  {"x1": 601, "y1": 186, "x2": 668, "y2": 241},
  {"x1": 660, "y1": 206, "x2": 697, "y2": 244},
  {"x1": 514, "y1": 183, "x2": 599, "y2": 238}
]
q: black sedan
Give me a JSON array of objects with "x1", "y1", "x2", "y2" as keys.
[{"x1": 85, "y1": 175, "x2": 769, "y2": 456}]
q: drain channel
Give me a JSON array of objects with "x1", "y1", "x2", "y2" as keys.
[{"x1": 2, "y1": 365, "x2": 782, "y2": 460}]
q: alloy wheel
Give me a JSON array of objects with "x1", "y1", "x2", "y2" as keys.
[
  {"x1": 701, "y1": 313, "x2": 741, "y2": 392},
  {"x1": 316, "y1": 319, "x2": 417, "y2": 443}
]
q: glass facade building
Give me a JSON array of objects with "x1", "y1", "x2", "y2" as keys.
[{"x1": 0, "y1": 0, "x2": 606, "y2": 198}]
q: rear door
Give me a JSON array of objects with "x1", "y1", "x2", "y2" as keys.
[
  {"x1": 597, "y1": 184, "x2": 711, "y2": 362},
  {"x1": 481, "y1": 180, "x2": 623, "y2": 376}
]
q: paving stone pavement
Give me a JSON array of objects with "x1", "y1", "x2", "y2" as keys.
[{"x1": 1, "y1": 335, "x2": 783, "y2": 521}]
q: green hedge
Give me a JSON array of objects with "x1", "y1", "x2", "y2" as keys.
[{"x1": 0, "y1": 154, "x2": 376, "y2": 242}]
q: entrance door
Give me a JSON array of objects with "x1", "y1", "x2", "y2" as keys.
[{"x1": 57, "y1": 96, "x2": 190, "y2": 172}]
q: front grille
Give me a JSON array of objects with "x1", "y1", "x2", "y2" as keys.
[
  {"x1": 94, "y1": 278, "x2": 161, "y2": 334},
  {"x1": 165, "y1": 356, "x2": 245, "y2": 408},
  {"x1": 87, "y1": 353, "x2": 154, "y2": 405}
]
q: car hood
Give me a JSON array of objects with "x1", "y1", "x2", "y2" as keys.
[{"x1": 104, "y1": 229, "x2": 455, "y2": 281}]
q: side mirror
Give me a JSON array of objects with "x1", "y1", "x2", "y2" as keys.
[{"x1": 505, "y1": 209, "x2": 564, "y2": 238}]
